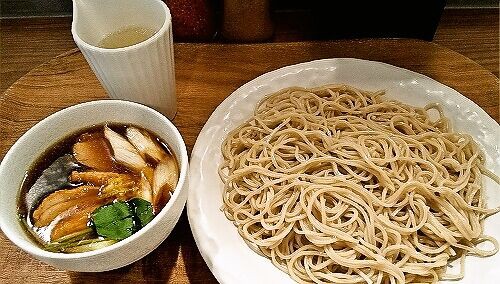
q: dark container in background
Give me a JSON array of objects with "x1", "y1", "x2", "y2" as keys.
[
  {"x1": 222, "y1": 0, "x2": 274, "y2": 42},
  {"x1": 165, "y1": 0, "x2": 217, "y2": 41},
  {"x1": 309, "y1": 0, "x2": 447, "y2": 41}
]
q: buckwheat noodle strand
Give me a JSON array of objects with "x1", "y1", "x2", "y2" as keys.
[{"x1": 219, "y1": 84, "x2": 499, "y2": 284}]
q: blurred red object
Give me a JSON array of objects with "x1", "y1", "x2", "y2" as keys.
[{"x1": 165, "y1": 0, "x2": 216, "y2": 41}]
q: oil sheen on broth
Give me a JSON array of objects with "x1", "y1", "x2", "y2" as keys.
[
  {"x1": 97, "y1": 25, "x2": 157, "y2": 49},
  {"x1": 18, "y1": 123, "x2": 179, "y2": 253}
]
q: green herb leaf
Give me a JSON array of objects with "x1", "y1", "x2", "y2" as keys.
[
  {"x1": 91, "y1": 201, "x2": 138, "y2": 240},
  {"x1": 129, "y1": 198, "x2": 155, "y2": 227},
  {"x1": 95, "y1": 217, "x2": 136, "y2": 240}
]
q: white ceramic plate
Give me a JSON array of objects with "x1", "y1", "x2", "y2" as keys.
[{"x1": 187, "y1": 58, "x2": 500, "y2": 284}]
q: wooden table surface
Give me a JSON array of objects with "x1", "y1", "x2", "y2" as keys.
[
  {"x1": 0, "y1": 39, "x2": 499, "y2": 283},
  {"x1": 1, "y1": 8, "x2": 498, "y2": 94}
]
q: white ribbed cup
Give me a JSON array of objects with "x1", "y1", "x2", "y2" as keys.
[{"x1": 72, "y1": 0, "x2": 176, "y2": 119}]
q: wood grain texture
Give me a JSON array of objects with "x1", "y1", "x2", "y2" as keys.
[
  {"x1": 434, "y1": 8, "x2": 499, "y2": 77},
  {"x1": 272, "y1": 8, "x2": 499, "y2": 77},
  {"x1": 1, "y1": 17, "x2": 77, "y2": 93},
  {"x1": 0, "y1": 39, "x2": 498, "y2": 283},
  {"x1": 1, "y1": 8, "x2": 498, "y2": 95}
]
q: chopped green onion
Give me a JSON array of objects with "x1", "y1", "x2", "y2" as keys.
[
  {"x1": 51, "y1": 228, "x2": 94, "y2": 243},
  {"x1": 63, "y1": 239, "x2": 117, "y2": 253}
]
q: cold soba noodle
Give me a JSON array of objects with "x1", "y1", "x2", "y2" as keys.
[{"x1": 219, "y1": 84, "x2": 500, "y2": 283}]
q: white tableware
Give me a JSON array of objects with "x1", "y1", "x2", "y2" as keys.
[
  {"x1": 0, "y1": 100, "x2": 188, "y2": 272},
  {"x1": 187, "y1": 58, "x2": 500, "y2": 284},
  {"x1": 72, "y1": 0, "x2": 176, "y2": 119}
]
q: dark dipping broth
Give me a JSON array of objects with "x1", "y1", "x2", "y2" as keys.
[{"x1": 18, "y1": 123, "x2": 179, "y2": 253}]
